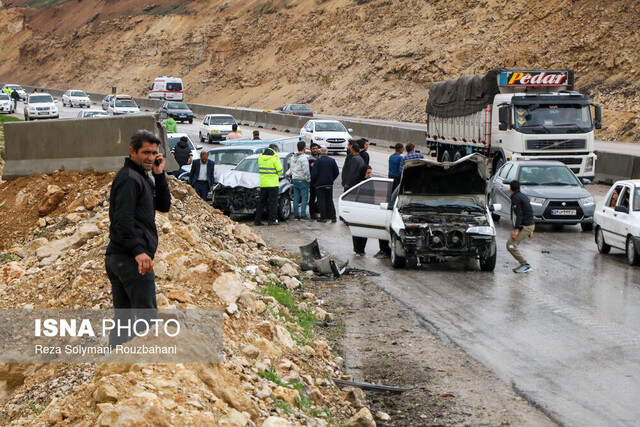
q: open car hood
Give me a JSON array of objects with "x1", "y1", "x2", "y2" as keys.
[{"x1": 399, "y1": 153, "x2": 488, "y2": 196}]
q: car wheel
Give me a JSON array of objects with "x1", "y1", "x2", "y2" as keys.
[
  {"x1": 24, "y1": 114, "x2": 29, "y2": 121},
  {"x1": 626, "y1": 237, "x2": 640, "y2": 266},
  {"x1": 189, "y1": 119, "x2": 193, "y2": 124},
  {"x1": 390, "y1": 234, "x2": 406, "y2": 269},
  {"x1": 278, "y1": 194, "x2": 291, "y2": 221},
  {"x1": 595, "y1": 227, "x2": 611, "y2": 254},
  {"x1": 199, "y1": 132, "x2": 204, "y2": 143},
  {"x1": 581, "y1": 222, "x2": 593, "y2": 232},
  {"x1": 480, "y1": 246, "x2": 497, "y2": 272},
  {"x1": 441, "y1": 150, "x2": 452, "y2": 163}
]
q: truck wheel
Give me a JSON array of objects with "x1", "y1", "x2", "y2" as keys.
[
  {"x1": 390, "y1": 234, "x2": 406, "y2": 269},
  {"x1": 278, "y1": 194, "x2": 291, "y2": 220},
  {"x1": 626, "y1": 237, "x2": 640, "y2": 266},
  {"x1": 595, "y1": 227, "x2": 610, "y2": 254},
  {"x1": 480, "y1": 251, "x2": 497, "y2": 272}
]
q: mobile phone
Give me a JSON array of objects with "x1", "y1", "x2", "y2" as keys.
[{"x1": 154, "y1": 158, "x2": 161, "y2": 166}]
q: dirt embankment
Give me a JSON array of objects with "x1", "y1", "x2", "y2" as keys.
[{"x1": 0, "y1": 0, "x2": 639, "y2": 141}]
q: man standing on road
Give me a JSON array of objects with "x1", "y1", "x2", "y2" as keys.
[
  {"x1": 254, "y1": 144, "x2": 283, "y2": 226},
  {"x1": 227, "y1": 124, "x2": 243, "y2": 140},
  {"x1": 388, "y1": 143, "x2": 404, "y2": 190},
  {"x1": 105, "y1": 130, "x2": 171, "y2": 347},
  {"x1": 508, "y1": 180, "x2": 535, "y2": 273},
  {"x1": 252, "y1": 130, "x2": 261, "y2": 140},
  {"x1": 359, "y1": 138, "x2": 370, "y2": 166},
  {"x1": 165, "y1": 116, "x2": 178, "y2": 134},
  {"x1": 10, "y1": 88, "x2": 19, "y2": 112},
  {"x1": 189, "y1": 151, "x2": 215, "y2": 201},
  {"x1": 308, "y1": 142, "x2": 321, "y2": 218},
  {"x1": 399, "y1": 143, "x2": 424, "y2": 171},
  {"x1": 171, "y1": 136, "x2": 193, "y2": 170},
  {"x1": 291, "y1": 140, "x2": 311, "y2": 220},
  {"x1": 311, "y1": 146, "x2": 339, "y2": 223},
  {"x1": 343, "y1": 143, "x2": 366, "y2": 191}
]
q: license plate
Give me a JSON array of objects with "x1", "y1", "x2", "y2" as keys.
[
  {"x1": 551, "y1": 209, "x2": 576, "y2": 216},
  {"x1": 38, "y1": 112, "x2": 49, "y2": 115}
]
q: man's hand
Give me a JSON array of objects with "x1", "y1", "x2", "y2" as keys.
[
  {"x1": 135, "y1": 253, "x2": 154, "y2": 275},
  {"x1": 152, "y1": 153, "x2": 165, "y2": 174},
  {"x1": 529, "y1": 232, "x2": 534, "y2": 239},
  {"x1": 511, "y1": 229, "x2": 519, "y2": 240}
]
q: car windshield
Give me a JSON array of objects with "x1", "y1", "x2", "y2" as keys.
[
  {"x1": 634, "y1": 188, "x2": 640, "y2": 211},
  {"x1": 290, "y1": 104, "x2": 310, "y2": 111},
  {"x1": 71, "y1": 91, "x2": 87, "y2": 97},
  {"x1": 166, "y1": 83, "x2": 182, "y2": 91},
  {"x1": 85, "y1": 111, "x2": 108, "y2": 117},
  {"x1": 209, "y1": 117, "x2": 236, "y2": 125},
  {"x1": 234, "y1": 158, "x2": 260, "y2": 173},
  {"x1": 167, "y1": 102, "x2": 188, "y2": 109},
  {"x1": 8, "y1": 85, "x2": 23, "y2": 91},
  {"x1": 209, "y1": 149, "x2": 253, "y2": 165},
  {"x1": 168, "y1": 136, "x2": 195, "y2": 151},
  {"x1": 30, "y1": 95, "x2": 53, "y2": 103},
  {"x1": 513, "y1": 103, "x2": 593, "y2": 134},
  {"x1": 518, "y1": 165, "x2": 580, "y2": 186},
  {"x1": 115, "y1": 100, "x2": 137, "y2": 107},
  {"x1": 0, "y1": 94, "x2": 9, "y2": 101},
  {"x1": 315, "y1": 122, "x2": 346, "y2": 132}
]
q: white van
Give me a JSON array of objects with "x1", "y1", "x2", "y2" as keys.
[{"x1": 148, "y1": 76, "x2": 184, "y2": 101}]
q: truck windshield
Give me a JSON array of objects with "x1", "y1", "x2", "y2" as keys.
[{"x1": 513, "y1": 104, "x2": 592, "y2": 134}]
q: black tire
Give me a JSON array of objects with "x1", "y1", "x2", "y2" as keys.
[
  {"x1": 441, "y1": 150, "x2": 452, "y2": 163},
  {"x1": 278, "y1": 194, "x2": 291, "y2": 221},
  {"x1": 188, "y1": 119, "x2": 193, "y2": 124},
  {"x1": 453, "y1": 151, "x2": 463, "y2": 161},
  {"x1": 595, "y1": 227, "x2": 611, "y2": 254},
  {"x1": 480, "y1": 250, "x2": 497, "y2": 272},
  {"x1": 24, "y1": 114, "x2": 29, "y2": 121},
  {"x1": 199, "y1": 132, "x2": 205, "y2": 143},
  {"x1": 390, "y1": 234, "x2": 406, "y2": 269},
  {"x1": 581, "y1": 222, "x2": 593, "y2": 232},
  {"x1": 491, "y1": 212, "x2": 501, "y2": 222},
  {"x1": 626, "y1": 237, "x2": 640, "y2": 266}
]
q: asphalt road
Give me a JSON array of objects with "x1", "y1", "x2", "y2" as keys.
[{"x1": 19, "y1": 101, "x2": 640, "y2": 424}]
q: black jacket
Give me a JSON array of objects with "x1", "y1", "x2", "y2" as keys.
[
  {"x1": 10, "y1": 90, "x2": 20, "y2": 100},
  {"x1": 359, "y1": 150, "x2": 370, "y2": 166},
  {"x1": 107, "y1": 158, "x2": 171, "y2": 259},
  {"x1": 311, "y1": 155, "x2": 339, "y2": 188},
  {"x1": 173, "y1": 140, "x2": 192, "y2": 168},
  {"x1": 511, "y1": 190, "x2": 534, "y2": 229},
  {"x1": 343, "y1": 154, "x2": 366, "y2": 189}
]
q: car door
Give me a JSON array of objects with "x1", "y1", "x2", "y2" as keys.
[
  {"x1": 200, "y1": 116, "x2": 209, "y2": 134},
  {"x1": 339, "y1": 178, "x2": 394, "y2": 240},
  {"x1": 491, "y1": 163, "x2": 513, "y2": 215},
  {"x1": 610, "y1": 185, "x2": 632, "y2": 249},
  {"x1": 597, "y1": 185, "x2": 621, "y2": 242}
]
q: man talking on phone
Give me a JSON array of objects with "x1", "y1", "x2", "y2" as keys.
[{"x1": 105, "y1": 130, "x2": 171, "y2": 346}]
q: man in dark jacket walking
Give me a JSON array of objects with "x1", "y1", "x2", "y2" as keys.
[
  {"x1": 508, "y1": 180, "x2": 535, "y2": 273},
  {"x1": 106, "y1": 130, "x2": 171, "y2": 346},
  {"x1": 189, "y1": 151, "x2": 215, "y2": 201},
  {"x1": 343, "y1": 143, "x2": 366, "y2": 191},
  {"x1": 10, "y1": 88, "x2": 19, "y2": 111},
  {"x1": 308, "y1": 142, "x2": 321, "y2": 218},
  {"x1": 311, "y1": 146, "x2": 339, "y2": 222},
  {"x1": 171, "y1": 136, "x2": 192, "y2": 176}
]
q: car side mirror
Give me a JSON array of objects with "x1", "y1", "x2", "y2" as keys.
[
  {"x1": 614, "y1": 205, "x2": 629, "y2": 214},
  {"x1": 196, "y1": 145, "x2": 203, "y2": 150},
  {"x1": 498, "y1": 105, "x2": 510, "y2": 131},
  {"x1": 593, "y1": 104, "x2": 602, "y2": 130},
  {"x1": 379, "y1": 202, "x2": 389, "y2": 210},
  {"x1": 348, "y1": 128, "x2": 353, "y2": 133},
  {"x1": 54, "y1": 99, "x2": 59, "y2": 103},
  {"x1": 581, "y1": 177, "x2": 591, "y2": 185},
  {"x1": 490, "y1": 203, "x2": 501, "y2": 212}
]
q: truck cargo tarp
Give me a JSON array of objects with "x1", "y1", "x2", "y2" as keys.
[{"x1": 426, "y1": 68, "x2": 574, "y2": 118}]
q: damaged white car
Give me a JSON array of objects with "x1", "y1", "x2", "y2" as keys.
[{"x1": 338, "y1": 153, "x2": 500, "y2": 270}]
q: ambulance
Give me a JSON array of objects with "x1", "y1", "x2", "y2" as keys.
[{"x1": 148, "y1": 76, "x2": 184, "y2": 101}]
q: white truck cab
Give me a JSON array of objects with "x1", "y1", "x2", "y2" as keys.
[{"x1": 148, "y1": 76, "x2": 184, "y2": 101}]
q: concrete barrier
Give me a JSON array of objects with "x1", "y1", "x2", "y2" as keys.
[
  {"x1": 2, "y1": 114, "x2": 177, "y2": 180},
  {"x1": 594, "y1": 151, "x2": 640, "y2": 183}
]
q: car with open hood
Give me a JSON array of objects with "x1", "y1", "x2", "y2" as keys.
[
  {"x1": 178, "y1": 145, "x2": 269, "y2": 183},
  {"x1": 211, "y1": 151, "x2": 293, "y2": 220},
  {"x1": 338, "y1": 153, "x2": 500, "y2": 270},
  {"x1": 487, "y1": 160, "x2": 595, "y2": 231}
]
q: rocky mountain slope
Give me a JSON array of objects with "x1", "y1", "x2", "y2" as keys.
[{"x1": 0, "y1": 0, "x2": 639, "y2": 141}]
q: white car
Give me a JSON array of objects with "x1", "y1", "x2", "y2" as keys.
[
  {"x1": 2, "y1": 84, "x2": 26, "y2": 100},
  {"x1": 24, "y1": 93, "x2": 59, "y2": 121},
  {"x1": 77, "y1": 109, "x2": 109, "y2": 118},
  {"x1": 62, "y1": 90, "x2": 91, "y2": 108},
  {"x1": 338, "y1": 154, "x2": 500, "y2": 271},
  {"x1": 300, "y1": 120, "x2": 352, "y2": 154},
  {"x1": 594, "y1": 180, "x2": 640, "y2": 265},
  {"x1": 107, "y1": 95, "x2": 139, "y2": 115},
  {"x1": 198, "y1": 114, "x2": 237, "y2": 143},
  {"x1": 0, "y1": 93, "x2": 13, "y2": 114}
]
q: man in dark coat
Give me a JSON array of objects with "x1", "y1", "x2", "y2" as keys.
[
  {"x1": 343, "y1": 143, "x2": 366, "y2": 190},
  {"x1": 189, "y1": 151, "x2": 215, "y2": 201},
  {"x1": 172, "y1": 136, "x2": 193, "y2": 170},
  {"x1": 310, "y1": 146, "x2": 339, "y2": 222},
  {"x1": 308, "y1": 142, "x2": 321, "y2": 218},
  {"x1": 508, "y1": 180, "x2": 535, "y2": 273}
]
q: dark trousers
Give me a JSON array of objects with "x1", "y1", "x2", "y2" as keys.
[
  {"x1": 315, "y1": 186, "x2": 336, "y2": 221},
  {"x1": 255, "y1": 187, "x2": 278, "y2": 223},
  {"x1": 105, "y1": 253, "x2": 157, "y2": 347},
  {"x1": 379, "y1": 239, "x2": 391, "y2": 255},
  {"x1": 309, "y1": 186, "x2": 318, "y2": 217},
  {"x1": 193, "y1": 180, "x2": 209, "y2": 201},
  {"x1": 353, "y1": 236, "x2": 367, "y2": 254},
  {"x1": 391, "y1": 176, "x2": 401, "y2": 191}
]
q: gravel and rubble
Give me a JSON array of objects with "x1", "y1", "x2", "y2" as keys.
[{"x1": 0, "y1": 171, "x2": 373, "y2": 426}]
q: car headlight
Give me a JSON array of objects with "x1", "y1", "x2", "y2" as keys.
[
  {"x1": 467, "y1": 226, "x2": 495, "y2": 236},
  {"x1": 211, "y1": 130, "x2": 219, "y2": 133},
  {"x1": 580, "y1": 196, "x2": 595, "y2": 206},
  {"x1": 529, "y1": 197, "x2": 545, "y2": 206},
  {"x1": 314, "y1": 136, "x2": 324, "y2": 141}
]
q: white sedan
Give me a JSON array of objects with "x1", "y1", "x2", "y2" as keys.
[
  {"x1": 62, "y1": 90, "x2": 91, "y2": 108},
  {"x1": 594, "y1": 179, "x2": 640, "y2": 265},
  {"x1": 300, "y1": 120, "x2": 352, "y2": 154}
]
